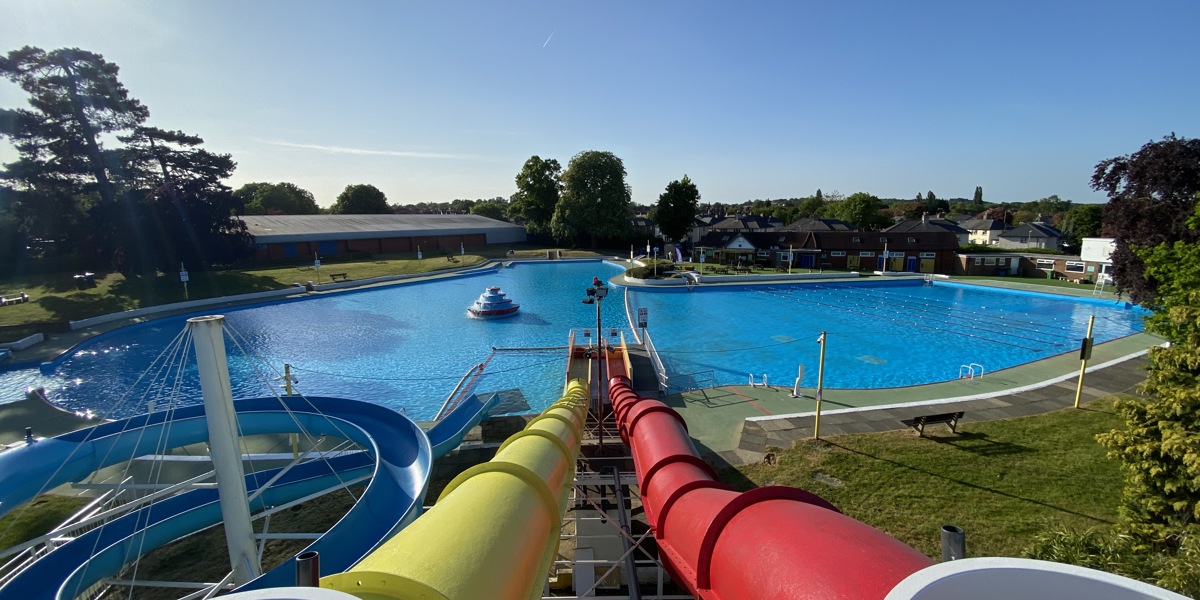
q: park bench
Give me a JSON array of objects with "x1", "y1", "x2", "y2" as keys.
[
  {"x1": 1, "y1": 292, "x2": 30, "y2": 306},
  {"x1": 329, "y1": 273, "x2": 349, "y2": 282},
  {"x1": 900, "y1": 411, "x2": 964, "y2": 436}
]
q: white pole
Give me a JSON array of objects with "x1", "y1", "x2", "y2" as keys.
[{"x1": 188, "y1": 315, "x2": 262, "y2": 585}]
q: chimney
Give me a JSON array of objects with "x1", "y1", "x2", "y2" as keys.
[{"x1": 922, "y1": 213, "x2": 928, "y2": 224}]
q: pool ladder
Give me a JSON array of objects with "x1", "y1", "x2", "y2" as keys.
[{"x1": 958, "y1": 363, "x2": 985, "y2": 380}]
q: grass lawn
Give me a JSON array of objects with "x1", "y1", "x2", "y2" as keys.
[
  {"x1": 0, "y1": 246, "x2": 605, "y2": 339},
  {"x1": 725, "y1": 396, "x2": 1125, "y2": 559},
  {"x1": 0, "y1": 495, "x2": 90, "y2": 549}
]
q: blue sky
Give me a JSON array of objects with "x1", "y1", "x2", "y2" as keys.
[{"x1": 2, "y1": 1, "x2": 1197, "y2": 208}]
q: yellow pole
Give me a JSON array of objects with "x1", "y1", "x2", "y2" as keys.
[
  {"x1": 1074, "y1": 315, "x2": 1096, "y2": 409},
  {"x1": 814, "y1": 331, "x2": 826, "y2": 439}
]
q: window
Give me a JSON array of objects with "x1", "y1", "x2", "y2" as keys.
[
  {"x1": 1100, "y1": 263, "x2": 1113, "y2": 274},
  {"x1": 860, "y1": 251, "x2": 875, "y2": 257},
  {"x1": 1066, "y1": 261, "x2": 1085, "y2": 273},
  {"x1": 907, "y1": 237, "x2": 917, "y2": 243},
  {"x1": 919, "y1": 252, "x2": 936, "y2": 258},
  {"x1": 974, "y1": 257, "x2": 982, "y2": 265},
  {"x1": 984, "y1": 257, "x2": 996, "y2": 266},
  {"x1": 779, "y1": 252, "x2": 792, "y2": 261},
  {"x1": 1036, "y1": 259, "x2": 1055, "y2": 270},
  {"x1": 890, "y1": 253, "x2": 905, "y2": 258},
  {"x1": 831, "y1": 251, "x2": 846, "y2": 257},
  {"x1": 852, "y1": 237, "x2": 861, "y2": 243}
]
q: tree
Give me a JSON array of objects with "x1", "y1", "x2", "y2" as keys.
[
  {"x1": 0, "y1": 47, "x2": 148, "y2": 208},
  {"x1": 1060, "y1": 203, "x2": 1104, "y2": 250},
  {"x1": 510, "y1": 155, "x2": 562, "y2": 237},
  {"x1": 470, "y1": 199, "x2": 507, "y2": 221},
  {"x1": 1013, "y1": 194, "x2": 1072, "y2": 226},
  {"x1": 551, "y1": 150, "x2": 632, "y2": 248},
  {"x1": 652, "y1": 175, "x2": 700, "y2": 242},
  {"x1": 794, "y1": 195, "x2": 825, "y2": 219},
  {"x1": 973, "y1": 186, "x2": 984, "y2": 204},
  {"x1": 831, "y1": 192, "x2": 890, "y2": 230},
  {"x1": 815, "y1": 189, "x2": 823, "y2": 202},
  {"x1": 1096, "y1": 203, "x2": 1200, "y2": 553},
  {"x1": 1094, "y1": 134, "x2": 1200, "y2": 305},
  {"x1": 331, "y1": 184, "x2": 390, "y2": 214},
  {"x1": 235, "y1": 182, "x2": 319, "y2": 215}
]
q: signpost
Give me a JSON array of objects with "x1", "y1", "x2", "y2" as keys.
[{"x1": 179, "y1": 263, "x2": 189, "y2": 300}]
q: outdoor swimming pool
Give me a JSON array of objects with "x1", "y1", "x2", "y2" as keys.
[
  {"x1": 0, "y1": 263, "x2": 1147, "y2": 421},
  {"x1": 626, "y1": 280, "x2": 1146, "y2": 390}
]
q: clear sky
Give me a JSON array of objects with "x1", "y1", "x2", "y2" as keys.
[{"x1": 2, "y1": 1, "x2": 1197, "y2": 208}]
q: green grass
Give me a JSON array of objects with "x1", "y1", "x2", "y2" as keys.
[
  {"x1": 955, "y1": 274, "x2": 1102, "y2": 290},
  {"x1": 0, "y1": 495, "x2": 90, "y2": 549},
  {"x1": 0, "y1": 246, "x2": 604, "y2": 338},
  {"x1": 725, "y1": 397, "x2": 1125, "y2": 559}
]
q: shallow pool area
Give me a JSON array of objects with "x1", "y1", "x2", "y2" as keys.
[
  {"x1": 0, "y1": 266, "x2": 1147, "y2": 421},
  {"x1": 627, "y1": 280, "x2": 1146, "y2": 390}
]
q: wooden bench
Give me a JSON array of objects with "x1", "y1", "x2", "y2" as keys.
[
  {"x1": 329, "y1": 273, "x2": 349, "y2": 282},
  {"x1": 900, "y1": 411, "x2": 964, "y2": 436}
]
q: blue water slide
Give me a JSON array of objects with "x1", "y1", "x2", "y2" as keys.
[
  {"x1": 426, "y1": 392, "x2": 499, "y2": 458},
  {"x1": 0, "y1": 393, "x2": 496, "y2": 598},
  {"x1": 5, "y1": 453, "x2": 373, "y2": 600}
]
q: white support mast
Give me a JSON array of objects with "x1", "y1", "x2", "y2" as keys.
[{"x1": 188, "y1": 315, "x2": 263, "y2": 585}]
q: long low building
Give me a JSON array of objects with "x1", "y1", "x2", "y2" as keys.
[{"x1": 239, "y1": 214, "x2": 527, "y2": 261}]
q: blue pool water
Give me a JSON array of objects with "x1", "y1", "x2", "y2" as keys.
[
  {"x1": 0, "y1": 266, "x2": 1146, "y2": 420},
  {"x1": 0, "y1": 261, "x2": 629, "y2": 421},
  {"x1": 626, "y1": 280, "x2": 1146, "y2": 390}
]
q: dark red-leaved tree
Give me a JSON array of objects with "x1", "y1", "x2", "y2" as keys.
[{"x1": 1093, "y1": 134, "x2": 1200, "y2": 305}]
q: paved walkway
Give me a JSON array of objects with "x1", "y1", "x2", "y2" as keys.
[{"x1": 665, "y1": 345, "x2": 1153, "y2": 467}]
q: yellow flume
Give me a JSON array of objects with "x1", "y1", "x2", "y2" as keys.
[{"x1": 322, "y1": 379, "x2": 589, "y2": 600}]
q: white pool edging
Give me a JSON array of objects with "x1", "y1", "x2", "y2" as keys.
[{"x1": 745, "y1": 346, "x2": 1161, "y2": 423}]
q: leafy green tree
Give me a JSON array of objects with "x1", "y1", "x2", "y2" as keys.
[
  {"x1": 795, "y1": 195, "x2": 826, "y2": 219},
  {"x1": 815, "y1": 189, "x2": 823, "y2": 202},
  {"x1": 331, "y1": 184, "x2": 390, "y2": 214},
  {"x1": 973, "y1": 186, "x2": 984, "y2": 204},
  {"x1": 890, "y1": 200, "x2": 921, "y2": 220},
  {"x1": 1097, "y1": 206, "x2": 1200, "y2": 550},
  {"x1": 234, "y1": 182, "x2": 319, "y2": 215},
  {"x1": 510, "y1": 155, "x2": 561, "y2": 237},
  {"x1": 551, "y1": 150, "x2": 632, "y2": 247},
  {"x1": 652, "y1": 175, "x2": 700, "y2": 242},
  {"x1": 1060, "y1": 203, "x2": 1104, "y2": 250},
  {"x1": 831, "y1": 192, "x2": 890, "y2": 230},
  {"x1": 1094, "y1": 134, "x2": 1200, "y2": 305},
  {"x1": 1013, "y1": 194, "x2": 1072, "y2": 226},
  {"x1": 470, "y1": 199, "x2": 507, "y2": 220}
]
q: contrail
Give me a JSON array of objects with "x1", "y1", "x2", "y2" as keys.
[{"x1": 542, "y1": 28, "x2": 557, "y2": 48}]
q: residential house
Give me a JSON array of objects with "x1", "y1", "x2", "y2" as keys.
[
  {"x1": 884, "y1": 215, "x2": 969, "y2": 245},
  {"x1": 696, "y1": 229, "x2": 960, "y2": 273},
  {"x1": 959, "y1": 218, "x2": 1010, "y2": 245},
  {"x1": 996, "y1": 220, "x2": 1063, "y2": 251}
]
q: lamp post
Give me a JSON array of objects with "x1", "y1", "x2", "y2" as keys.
[{"x1": 583, "y1": 277, "x2": 609, "y2": 446}]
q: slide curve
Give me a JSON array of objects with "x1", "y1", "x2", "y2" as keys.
[{"x1": 0, "y1": 394, "x2": 493, "y2": 598}]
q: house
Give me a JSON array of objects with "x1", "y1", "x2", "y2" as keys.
[
  {"x1": 695, "y1": 229, "x2": 960, "y2": 273},
  {"x1": 996, "y1": 220, "x2": 1063, "y2": 251},
  {"x1": 955, "y1": 253, "x2": 1025, "y2": 277},
  {"x1": 959, "y1": 218, "x2": 1010, "y2": 245},
  {"x1": 884, "y1": 215, "x2": 969, "y2": 246},
  {"x1": 708, "y1": 214, "x2": 781, "y2": 233},
  {"x1": 777, "y1": 217, "x2": 857, "y2": 232},
  {"x1": 239, "y1": 214, "x2": 526, "y2": 262},
  {"x1": 631, "y1": 215, "x2": 658, "y2": 239}
]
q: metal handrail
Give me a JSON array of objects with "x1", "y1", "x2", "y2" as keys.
[
  {"x1": 434, "y1": 351, "x2": 496, "y2": 421},
  {"x1": 641, "y1": 329, "x2": 670, "y2": 393}
]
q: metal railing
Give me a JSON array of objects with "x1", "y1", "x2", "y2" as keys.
[
  {"x1": 666, "y1": 370, "x2": 716, "y2": 393},
  {"x1": 640, "y1": 329, "x2": 670, "y2": 394}
]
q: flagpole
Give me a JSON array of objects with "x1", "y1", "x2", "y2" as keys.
[{"x1": 814, "y1": 331, "x2": 826, "y2": 439}]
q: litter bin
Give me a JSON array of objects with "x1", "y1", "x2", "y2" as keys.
[
  {"x1": 73, "y1": 274, "x2": 86, "y2": 289},
  {"x1": 84, "y1": 272, "x2": 95, "y2": 287}
]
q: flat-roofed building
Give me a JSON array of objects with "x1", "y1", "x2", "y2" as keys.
[{"x1": 240, "y1": 214, "x2": 526, "y2": 261}]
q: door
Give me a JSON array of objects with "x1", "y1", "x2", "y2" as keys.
[
  {"x1": 891, "y1": 256, "x2": 905, "y2": 271},
  {"x1": 920, "y1": 258, "x2": 935, "y2": 273},
  {"x1": 847, "y1": 255, "x2": 860, "y2": 270},
  {"x1": 799, "y1": 255, "x2": 814, "y2": 268},
  {"x1": 906, "y1": 256, "x2": 917, "y2": 272}
]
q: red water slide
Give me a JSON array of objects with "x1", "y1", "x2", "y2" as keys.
[{"x1": 607, "y1": 374, "x2": 934, "y2": 600}]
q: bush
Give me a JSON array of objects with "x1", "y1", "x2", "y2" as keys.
[{"x1": 1024, "y1": 527, "x2": 1200, "y2": 597}]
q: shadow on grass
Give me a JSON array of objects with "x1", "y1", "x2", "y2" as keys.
[
  {"x1": 825, "y1": 440, "x2": 1114, "y2": 524},
  {"x1": 695, "y1": 438, "x2": 759, "y2": 493},
  {"x1": 929, "y1": 431, "x2": 1033, "y2": 457}
]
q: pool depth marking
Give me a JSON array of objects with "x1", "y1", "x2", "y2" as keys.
[{"x1": 724, "y1": 386, "x2": 773, "y2": 416}]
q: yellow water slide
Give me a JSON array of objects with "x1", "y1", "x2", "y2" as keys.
[{"x1": 322, "y1": 379, "x2": 589, "y2": 600}]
